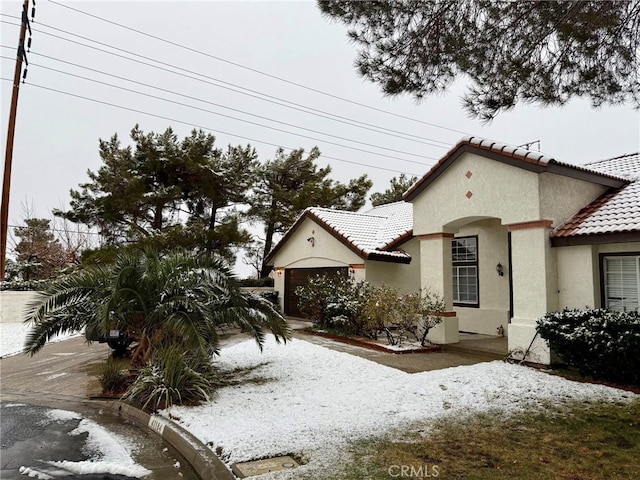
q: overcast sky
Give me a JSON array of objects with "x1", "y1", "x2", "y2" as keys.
[{"x1": 2, "y1": 1, "x2": 639, "y2": 275}]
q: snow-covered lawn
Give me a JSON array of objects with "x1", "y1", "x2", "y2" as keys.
[
  {"x1": 0, "y1": 321, "x2": 79, "y2": 357},
  {"x1": 165, "y1": 337, "x2": 637, "y2": 478}
]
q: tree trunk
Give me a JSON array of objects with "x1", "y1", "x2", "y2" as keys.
[
  {"x1": 206, "y1": 204, "x2": 218, "y2": 254},
  {"x1": 260, "y1": 217, "x2": 276, "y2": 278},
  {"x1": 152, "y1": 201, "x2": 164, "y2": 231}
]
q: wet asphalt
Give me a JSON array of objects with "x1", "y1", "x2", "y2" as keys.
[{"x1": 0, "y1": 338, "x2": 199, "y2": 480}]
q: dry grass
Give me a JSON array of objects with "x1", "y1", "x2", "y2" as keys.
[{"x1": 333, "y1": 399, "x2": 640, "y2": 480}]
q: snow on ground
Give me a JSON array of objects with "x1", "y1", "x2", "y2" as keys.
[
  {"x1": 27, "y1": 407, "x2": 151, "y2": 478},
  {"x1": 0, "y1": 321, "x2": 80, "y2": 357},
  {"x1": 165, "y1": 336, "x2": 637, "y2": 478}
]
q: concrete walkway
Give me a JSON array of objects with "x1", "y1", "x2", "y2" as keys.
[{"x1": 284, "y1": 318, "x2": 508, "y2": 373}]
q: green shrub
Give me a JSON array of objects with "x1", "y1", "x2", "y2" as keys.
[
  {"x1": 239, "y1": 277, "x2": 274, "y2": 287},
  {"x1": 536, "y1": 308, "x2": 640, "y2": 386},
  {"x1": 363, "y1": 286, "x2": 444, "y2": 346},
  {"x1": 296, "y1": 275, "x2": 443, "y2": 345},
  {"x1": 296, "y1": 273, "x2": 370, "y2": 333},
  {"x1": 98, "y1": 357, "x2": 129, "y2": 395},
  {"x1": 124, "y1": 344, "x2": 218, "y2": 411},
  {"x1": 259, "y1": 290, "x2": 279, "y2": 305}
]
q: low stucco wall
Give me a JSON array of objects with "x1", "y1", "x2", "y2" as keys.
[{"x1": 0, "y1": 291, "x2": 42, "y2": 323}]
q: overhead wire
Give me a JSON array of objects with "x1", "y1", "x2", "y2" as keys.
[
  {"x1": 1, "y1": 51, "x2": 437, "y2": 163},
  {"x1": 0, "y1": 77, "x2": 422, "y2": 177},
  {"x1": 25, "y1": 50, "x2": 446, "y2": 151},
  {"x1": 47, "y1": 0, "x2": 471, "y2": 137},
  {"x1": 1, "y1": 16, "x2": 454, "y2": 147},
  {"x1": 0, "y1": 52, "x2": 433, "y2": 165}
]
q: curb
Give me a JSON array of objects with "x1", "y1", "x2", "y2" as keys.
[{"x1": 101, "y1": 400, "x2": 236, "y2": 480}]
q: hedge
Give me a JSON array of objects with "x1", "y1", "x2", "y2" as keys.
[{"x1": 536, "y1": 308, "x2": 640, "y2": 386}]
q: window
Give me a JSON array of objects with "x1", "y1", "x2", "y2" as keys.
[
  {"x1": 452, "y1": 236, "x2": 479, "y2": 306},
  {"x1": 602, "y1": 255, "x2": 640, "y2": 312}
]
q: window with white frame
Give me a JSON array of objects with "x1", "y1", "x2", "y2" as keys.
[
  {"x1": 452, "y1": 236, "x2": 479, "y2": 306},
  {"x1": 603, "y1": 255, "x2": 640, "y2": 312}
]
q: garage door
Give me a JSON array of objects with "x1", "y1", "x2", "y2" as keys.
[{"x1": 284, "y1": 267, "x2": 348, "y2": 317}]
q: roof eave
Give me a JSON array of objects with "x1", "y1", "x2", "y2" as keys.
[
  {"x1": 404, "y1": 140, "x2": 628, "y2": 202},
  {"x1": 551, "y1": 231, "x2": 640, "y2": 247},
  {"x1": 382, "y1": 230, "x2": 414, "y2": 251},
  {"x1": 367, "y1": 251, "x2": 412, "y2": 264}
]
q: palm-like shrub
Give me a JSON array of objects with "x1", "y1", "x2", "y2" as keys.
[
  {"x1": 23, "y1": 248, "x2": 290, "y2": 366},
  {"x1": 124, "y1": 344, "x2": 218, "y2": 410}
]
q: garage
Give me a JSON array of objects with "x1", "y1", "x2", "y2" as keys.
[{"x1": 284, "y1": 267, "x2": 348, "y2": 317}]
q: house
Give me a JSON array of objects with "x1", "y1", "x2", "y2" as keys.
[
  {"x1": 265, "y1": 201, "x2": 419, "y2": 317},
  {"x1": 266, "y1": 137, "x2": 640, "y2": 364}
]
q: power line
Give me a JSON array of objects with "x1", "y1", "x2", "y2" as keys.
[
  {"x1": 7, "y1": 18, "x2": 455, "y2": 147},
  {"x1": 18, "y1": 58, "x2": 432, "y2": 165},
  {"x1": 24, "y1": 48, "x2": 446, "y2": 151},
  {"x1": 47, "y1": 0, "x2": 471, "y2": 137},
  {"x1": 0, "y1": 52, "x2": 436, "y2": 165},
  {"x1": 8, "y1": 223, "x2": 103, "y2": 236},
  {"x1": 0, "y1": 77, "x2": 422, "y2": 177}
]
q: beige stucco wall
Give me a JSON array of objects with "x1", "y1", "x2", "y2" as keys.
[
  {"x1": 455, "y1": 219, "x2": 510, "y2": 336},
  {"x1": 270, "y1": 218, "x2": 363, "y2": 270},
  {"x1": 410, "y1": 151, "x2": 619, "y2": 363},
  {"x1": 270, "y1": 218, "x2": 364, "y2": 312},
  {"x1": 539, "y1": 173, "x2": 608, "y2": 227},
  {"x1": 556, "y1": 241, "x2": 640, "y2": 310},
  {"x1": 557, "y1": 245, "x2": 599, "y2": 309},
  {"x1": 364, "y1": 238, "x2": 421, "y2": 293},
  {"x1": 412, "y1": 153, "x2": 541, "y2": 235}
]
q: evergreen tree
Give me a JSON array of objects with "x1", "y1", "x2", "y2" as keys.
[
  {"x1": 319, "y1": 0, "x2": 640, "y2": 121},
  {"x1": 55, "y1": 126, "x2": 258, "y2": 261},
  {"x1": 370, "y1": 174, "x2": 417, "y2": 206},
  {"x1": 249, "y1": 147, "x2": 372, "y2": 277},
  {"x1": 13, "y1": 218, "x2": 68, "y2": 280}
]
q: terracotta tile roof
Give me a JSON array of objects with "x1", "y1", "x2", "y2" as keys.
[
  {"x1": 265, "y1": 201, "x2": 413, "y2": 265},
  {"x1": 583, "y1": 152, "x2": 640, "y2": 180},
  {"x1": 552, "y1": 153, "x2": 640, "y2": 239},
  {"x1": 404, "y1": 136, "x2": 627, "y2": 201},
  {"x1": 307, "y1": 202, "x2": 413, "y2": 261}
]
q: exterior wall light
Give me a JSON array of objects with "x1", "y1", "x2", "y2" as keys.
[
  {"x1": 275, "y1": 267, "x2": 284, "y2": 277},
  {"x1": 307, "y1": 236, "x2": 315, "y2": 247},
  {"x1": 496, "y1": 263, "x2": 504, "y2": 276}
]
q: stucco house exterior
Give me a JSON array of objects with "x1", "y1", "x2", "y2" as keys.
[
  {"x1": 265, "y1": 201, "x2": 418, "y2": 317},
  {"x1": 266, "y1": 137, "x2": 640, "y2": 364}
]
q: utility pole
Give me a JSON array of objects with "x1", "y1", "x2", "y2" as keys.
[{"x1": 1, "y1": 0, "x2": 31, "y2": 279}]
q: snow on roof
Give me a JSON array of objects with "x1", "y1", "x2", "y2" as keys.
[
  {"x1": 267, "y1": 144, "x2": 639, "y2": 258},
  {"x1": 584, "y1": 152, "x2": 640, "y2": 181},
  {"x1": 553, "y1": 153, "x2": 640, "y2": 239},
  {"x1": 306, "y1": 201, "x2": 413, "y2": 261}
]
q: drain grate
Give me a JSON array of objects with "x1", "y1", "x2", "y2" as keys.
[{"x1": 231, "y1": 456, "x2": 300, "y2": 478}]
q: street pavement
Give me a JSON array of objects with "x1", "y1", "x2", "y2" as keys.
[{"x1": 0, "y1": 337, "x2": 199, "y2": 480}]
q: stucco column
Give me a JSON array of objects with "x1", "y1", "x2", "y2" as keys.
[
  {"x1": 419, "y1": 233, "x2": 459, "y2": 344},
  {"x1": 508, "y1": 221, "x2": 557, "y2": 364}
]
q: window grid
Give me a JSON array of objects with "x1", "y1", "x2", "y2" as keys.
[{"x1": 452, "y1": 236, "x2": 479, "y2": 306}]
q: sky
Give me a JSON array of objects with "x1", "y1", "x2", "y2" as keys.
[{"x1": 1, "y1": 0, "x2": 639, "y2": 276}]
